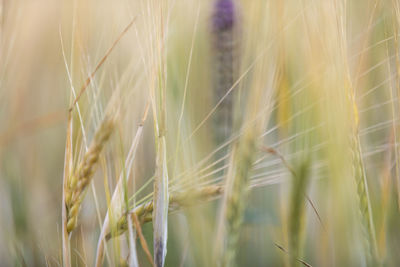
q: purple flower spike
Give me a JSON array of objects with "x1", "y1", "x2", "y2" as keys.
[
  {"x1": 213, "y1": 0, "x2": 235, "y2": 32},
  {"x1": 211, "y1": 0, "x2": 239, "y2": 145}
]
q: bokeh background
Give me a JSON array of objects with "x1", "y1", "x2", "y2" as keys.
[{"x1": 1, "y1": 0, "x2": 400, "y2": 266}]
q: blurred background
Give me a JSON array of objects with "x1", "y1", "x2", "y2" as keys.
[{"x1": 1, "y1": 0, "x2": 400, "y2": 266}]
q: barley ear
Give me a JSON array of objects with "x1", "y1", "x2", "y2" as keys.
[
  {"x1": 221, "y1": 135, "x2": 257, "y2": 267},
  {"x1": 65, "y1": 116, "x2": 115, "y2": 234},
  {"x1": 351, "y1": 133, "x2": 378, "y2": 264},
  {"x1": 62, "y1": 113, "x2": 73, "y2": 267},
  {"x1": 106, "y1": 185, "x2": 224, "y2": 240},
  {"x1": 348, "y1": 87, "x2": 378, "y2": 263}
]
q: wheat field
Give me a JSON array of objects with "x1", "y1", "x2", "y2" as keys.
[{"x1": 1, "y1": 0, "x2": 400, "y2": 266}]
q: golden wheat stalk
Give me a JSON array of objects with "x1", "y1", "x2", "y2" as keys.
[{"x1": 64, "y1": 116, "x2": 115, "y2": 234}]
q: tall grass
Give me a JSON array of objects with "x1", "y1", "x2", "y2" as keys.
[{"x1": 3, "y1": 0, "x2": 400, "y2": 266}]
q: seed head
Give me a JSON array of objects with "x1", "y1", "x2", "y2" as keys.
[{"x1": 213, "y1": 0, "x2": 235, "y2": 32}]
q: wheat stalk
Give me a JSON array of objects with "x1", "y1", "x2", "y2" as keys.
[
  {"x1": 151, "y1": 2, "x2": 169, "y2": 265},
  {"x1": 105, "y1": 185, "x2": 224, "y2": 240},
  {"x1": 350, "y1": 131, "x2": 378, "y2": 263},
  {"x1": 288, "y1": 161, "x2": 311, "y2": 267},
  {"x1": 213, "y1": 2, "x2": 275, "y2": 261},
  {"x1": 64, "y1": 116, "x2": 115, "y2": 234},
  {"x1": 221, "y1": 134, "x2": 257, "y2": 267},
  {"x1": 345, "y1": 36, "x2": 378, "y2": 260},
  {"x1": 346, "y1": 63, "x2": 378, "y2": 262}
]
